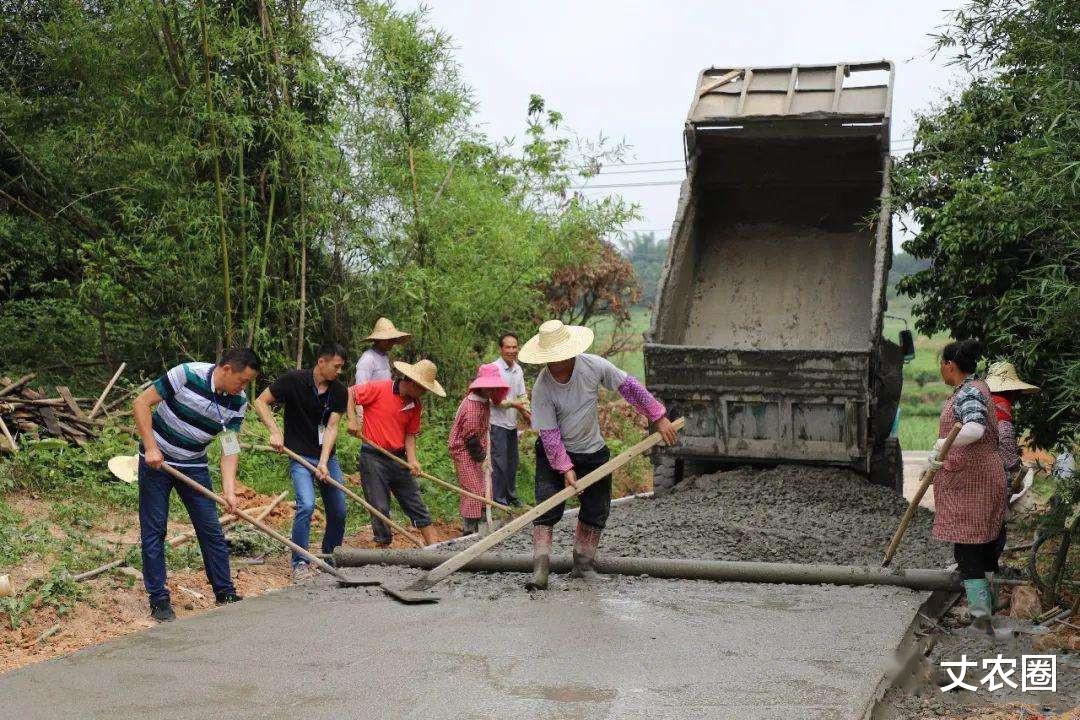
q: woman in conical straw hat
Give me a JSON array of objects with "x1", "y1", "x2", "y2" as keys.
[
  {"x1": 353, "y1": 317, "x2": 411, "y2": 386},
  {"x1": 347, "y1": 357, "x2": 445, "y2": 547},
  {"x1": 518, "y1": 319, "x2": 678, "y2": 590},
  {"x1": 984, "y1": 360, "x2": 1040, "y2": 598},
  {"x1": 449, "y1": 364, "x2": 510, "y2": 536},
  {"x1": 985, "y1": 360, "x2": 1039, "y2": 479}
]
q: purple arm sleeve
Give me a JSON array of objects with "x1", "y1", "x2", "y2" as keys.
[
  {"x1": 618, "y1": 376, "x2": 666, "y2": 423},
  {"x1": 998, "y1": 420, "x2": 1021, "y2": 473},
  {"x1": 539, "y1": 428, "x2": 574, "y2": 474}
]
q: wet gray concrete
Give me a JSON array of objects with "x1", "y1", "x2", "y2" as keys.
[
  {"x1": 2, "y1": 467, "x2": 947, "y2": 718},
  {"x1": 2, "y1": 575, "x2": 926, "y2": 720}
]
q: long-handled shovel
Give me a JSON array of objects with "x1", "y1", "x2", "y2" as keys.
[
  {"x1": 245, "y1": 443, "x2": 425, "y2": 549},
  {"x1": 111, "y1": 456, "x2": 379, "y2": 587},
  {"x1": 881, "y1": 422, "x2": 962, "y2": 568},
  {"x1": 364, "y1": 441, "x2": 526, "y2": 516},
  {"x1": 382, "y1": 417, "x2": 685, "y2": 604}
]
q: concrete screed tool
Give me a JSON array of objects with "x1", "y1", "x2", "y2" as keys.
[
  {"x1": 881, "y1": 422, "x2": 962, "y2": 568},
  {"x1": 107, "y1": 455, "x2": 379, "y2": 588},
  {"x1": 243, "y1": 443, "x2": 426, "y2": 549},
  {"x1": 381, "y1": 417, "x2": 686, "y2": 604}
]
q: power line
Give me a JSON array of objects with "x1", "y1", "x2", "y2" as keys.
[{"x1": 578, "y1": 138, "x2": 915, "y2": 170}]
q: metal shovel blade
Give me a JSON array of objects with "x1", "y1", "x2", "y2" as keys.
[
  {"x1": 382, "y1": 584, "x2": 441, "y2": 604},
  {"x1": 334, "y1": 572, "x2": 382, "y2": 588}
]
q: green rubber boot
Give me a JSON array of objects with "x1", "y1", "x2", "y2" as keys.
[{"x1": 963, "y1": 578, "x2": 994, "y2": 635}]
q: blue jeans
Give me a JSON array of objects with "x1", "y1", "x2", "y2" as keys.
[
  {"x1": 290, "y1": 455, "x2": 347, "y2": 567},
  {"x1": 138, "y1": 458, "x2": 235, "y2": 604}
]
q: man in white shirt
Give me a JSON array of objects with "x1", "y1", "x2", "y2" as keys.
[
  {"x1": 489, "y1": 333, "x2": 530, "y2": 506},
  {"x1": 354, "y1": 317, "x2": 411, "y2": 386}
]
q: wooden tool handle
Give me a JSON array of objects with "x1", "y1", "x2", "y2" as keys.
[
  {"x1": 365, "y1": 441, "x2": 521, "y2": 515},
  {"x1": 158, "y1": 462, "x2": 342, "y2": 577},
  {"x1": 881, "y1": 422, "x2": 962, "y2": 567},
  {"x1": 264, "y1": 445, "x2": 426, "y2": 549},
  {"x1": 408, "y1": 417, "x2": 685, "y2": 590}
]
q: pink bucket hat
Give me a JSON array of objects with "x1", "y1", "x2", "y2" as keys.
[{"x1": 468, "y1": 363, "x2": 509, "y2": 405}]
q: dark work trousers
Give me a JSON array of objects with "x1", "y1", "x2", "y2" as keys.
[
  {"x1": 138, "y1": 457, "x2": 236, "y2": 604},
  {"x1": 533, "y1": 438, "x2": 612, "y2": 529},
  {"x1": 954, "y1": 539, "x2": 1001, "y2": 580},
  {"x1": 359, "y1": 445, "x2": 432, "y2": 544},
  {"x1": 490, "y1": 425, "x2": 520, "y2": 505}
]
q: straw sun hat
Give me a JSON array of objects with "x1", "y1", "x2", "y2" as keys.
[
  {"x1": 393, "y1": 359, "x2": 446, "y2": 397},
  {"x1": 985, "y1": 361, "x2": 1039, "y2": 394},
  {"x1": 518, "y1": 320, "x2": 594, "y2": 364},
  {"x1": 365, "y1": 317, "x2": 411, "y2": 343}
]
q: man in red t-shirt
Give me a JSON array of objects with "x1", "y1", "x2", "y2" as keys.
[{"x1": 347, "y1": 359, "x2": 445, "y2": 546}]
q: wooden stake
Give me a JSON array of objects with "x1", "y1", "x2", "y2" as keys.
[
  {"x1": 56, "y1": 386, "x2": 85, "y2": 418},
  {"x1": 0, "y1": 374, "x2": 36, "y2": 398},
  {"x1": 89, "y1": 363, "x2": 126, "y2": 419},
  {"x1": 0, "y1": 415, "x2": 17, "y2": 453}
]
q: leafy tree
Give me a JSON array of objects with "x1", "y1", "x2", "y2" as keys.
[
  {"x1": 891, "y1": 0, "x2": 1079, "y2": 448},
  {"x1": 0, "y1": 0, "x2": 642, "y2": 394},
  {"x1": 618, "y1": 232, "x2": 668, "y2": 307}
]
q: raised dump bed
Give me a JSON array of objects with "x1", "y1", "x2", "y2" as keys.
[{"x1": 646, "y1": 61, "x2": 905, "y2": 491}]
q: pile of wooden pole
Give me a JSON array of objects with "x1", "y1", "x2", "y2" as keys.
[{"x1": 0, "y1": 364, "x2": 126, "y2": 452}]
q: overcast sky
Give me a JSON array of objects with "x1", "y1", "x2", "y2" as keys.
[{"x1": 397, "y1": 0, "x2": 965, "y2": 241}]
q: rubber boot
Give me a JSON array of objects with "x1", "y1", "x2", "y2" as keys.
[
  {"x1": 525, "y1": 525, "x2": 552, "y2": 591},
  {"x1": 963, "y1": 578, "x2": 994, "y2": 635},
  {"x1": 420, "y1": 525, "x2": 439, "y2": 546},
  {"x1": 986, "y1": 572, "x2": 1009, "y2": 613},
  {"x1": 461, "y1": 517, "x2": 480, "y2": 536},
  {"x1": 569, "y1": 521, "x2": 610, "y2": 582}
]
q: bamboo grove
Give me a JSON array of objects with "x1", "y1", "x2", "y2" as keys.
[{"x1": 0, "y1": 0, "x2": 638, "y2": 389}]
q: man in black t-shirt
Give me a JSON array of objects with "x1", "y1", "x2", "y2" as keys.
[{"x1": 254, "y1": 343, "x2": 349, "y2": 582}]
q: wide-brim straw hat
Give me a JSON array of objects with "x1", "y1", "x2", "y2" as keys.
[
  {"x1": 469, "y1": 363, "x2": 510, "y2": 405},
  {"x1": 986, "y1": 361, "x2": 1039, "y2": 394},
  {"x1": 108, "y1": 454, "x2": 138, "y2": 484},
  {"x1": 365, "y1": 317, "x2": 411, "y2": 343},
  {"x1": 518, "y1": 319, "x2": 594, "y2": 364},
  {"x1": 393, "y1": 359, "x2": 446, "y2": 397}
]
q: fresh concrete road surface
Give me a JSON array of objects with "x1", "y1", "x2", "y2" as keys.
[{"x1": 2, "y1": 575, "x2": 926, "y2": 720}]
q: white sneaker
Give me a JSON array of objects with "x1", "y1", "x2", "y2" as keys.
[{"x1": 292, "y1": 561, "x2": 315, "y2": 584}]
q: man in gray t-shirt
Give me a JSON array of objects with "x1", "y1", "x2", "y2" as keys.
[
  {"x1": 519, "y1": 320, "x2": 677, "y2": 591},
  {"x1": 530, "y1": 353, "x2": 626, "y2": 454}
]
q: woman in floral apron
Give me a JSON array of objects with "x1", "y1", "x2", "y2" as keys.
[{"x1": 930, "y1": 339, "x2": 1007, "y2": 633}]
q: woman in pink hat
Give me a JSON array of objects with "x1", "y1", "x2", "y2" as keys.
[{"x1": 448, "y1": 364, "x2": 510, "y2": 535}]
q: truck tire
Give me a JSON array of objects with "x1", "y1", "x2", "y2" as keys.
[
  {"x1": 869, "y1": 437, "x2": 903, "y2": 494},
  {"x1": 651, "y1": 450, "x2": 682, "y2": 496}
]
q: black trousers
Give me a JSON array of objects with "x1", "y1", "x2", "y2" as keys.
[
  {"x1": 954, "y1": 539, "x2": 1000, "y2": 580},
  {"x1": 490, "y1": 425, "x2": 520, "y2": 504},
  {"x1": 533, "y1": 439, "x2": 611, "y2": 529},
  {"x1": 359, "y1": 446, "x2": 432, "y2": 544}
]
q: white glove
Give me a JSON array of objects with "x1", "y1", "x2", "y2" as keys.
[{"x1": 927, "y1": 439, "x2": 946, "y2": 470}]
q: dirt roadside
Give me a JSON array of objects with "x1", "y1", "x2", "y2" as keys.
[{"x1": 0, "y1": 486, "x2": 459, "y2": 674}]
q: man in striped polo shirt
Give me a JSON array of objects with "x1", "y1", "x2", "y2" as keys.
[{"x1": 132, "y1": 348, "x2": 261, "y2": 622}]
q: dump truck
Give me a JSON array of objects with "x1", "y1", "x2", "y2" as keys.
[{"x1": 646, "y1": 61, "x2": 907, "y2": 492}]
